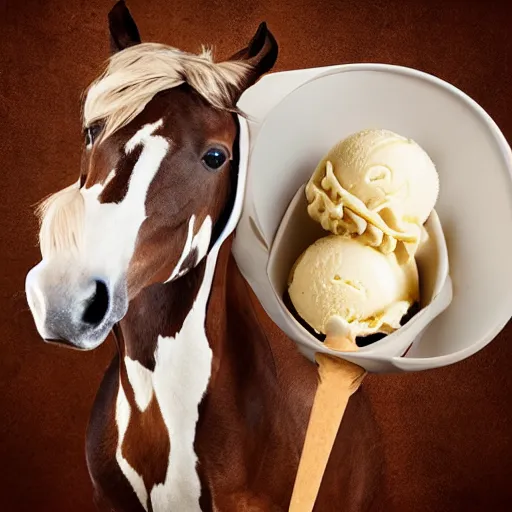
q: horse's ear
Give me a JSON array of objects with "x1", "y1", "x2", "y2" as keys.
[
  {"x1": 229, "y1": 22, "x2": 278, "y2": 87},
  {"x1": 108, "y1": 1, "x2": 141, "y2": 54}
]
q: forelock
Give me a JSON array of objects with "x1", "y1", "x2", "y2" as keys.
[{"x1": 83, "y1": 43, "x2": 251, "y2": 141}]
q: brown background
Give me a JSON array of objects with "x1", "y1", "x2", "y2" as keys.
[{"x1": 1, "y1": 0, "x2": 512, "y2": 511}]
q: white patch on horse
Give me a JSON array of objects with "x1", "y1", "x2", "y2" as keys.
[
  {"x1": 166, "y1": 215, "x2": 196, "y2": 283},
  {"x1": 192, "y1": 215, "x2": 212, "y2": 264},
  {"x1": 104, "y1": 168, "x2": 116, "y2": 187},
  {"x1": 85, "y1": 119, "x2": 168, "y2": 279},
  {"x1": 115, "y1": 383, "x2": 149, "y2": 511},
  {"x1": 149, "y1": 249, "x2": 218, "y2": 512},
  {"x1": 125, "y1": 357, "x2": 154, "y2": 412},
  {"x1": 165, "y1": 215, "x2": 212, "y2": 283}
]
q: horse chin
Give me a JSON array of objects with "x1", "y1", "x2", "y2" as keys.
[{"x1": 44, "y1": 334, "x2": 108, "y2": 351}]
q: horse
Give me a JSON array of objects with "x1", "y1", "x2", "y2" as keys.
[{"x1": 25, "y1": 2, "x2": 385, "y2": 511}]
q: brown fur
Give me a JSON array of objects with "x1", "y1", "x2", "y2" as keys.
[
  {"x1": 121, "y1": 394, "x2": 170, "y2": 494},
  {"x1": 199, "y1": 239, "x2": 385, "y2": 511}
]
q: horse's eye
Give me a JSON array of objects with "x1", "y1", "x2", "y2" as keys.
[
  {"x1": 202, "y1": 148, "x2": 228, "y2": 170},
  {"x1": 85, "y1": 124, "x2": 102, "y2": 147}
]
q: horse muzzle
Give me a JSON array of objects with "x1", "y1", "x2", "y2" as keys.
[{"x1": 25, "y1": 260, "x2": 128, "y2": 350}]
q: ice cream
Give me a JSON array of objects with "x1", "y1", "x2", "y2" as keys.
[
  {"x1": 288, "y1": 235, "x2": 419, "y2": 337},
  {"x1": 305, "y1": 129, "x2": 439, "y2": 260}
]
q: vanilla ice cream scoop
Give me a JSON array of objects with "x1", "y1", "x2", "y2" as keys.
[
  {"x1": 288, "y1": 235, "x2": 419, "y2": 337},
  {"x1": 306, "y1": 129, "x2": 439, "y2": 260}
]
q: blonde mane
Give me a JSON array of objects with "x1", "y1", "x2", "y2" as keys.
[
  {"x1": 36, "y1": 182, "x2": 84, "y2": 259},
  {"x1": 83, "y1": 43, "x2": 251, "y2": 141}
]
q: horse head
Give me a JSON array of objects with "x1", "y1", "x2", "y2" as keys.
[{"x1": 25, "y1": 0, "x2": 278, "y2": 350}]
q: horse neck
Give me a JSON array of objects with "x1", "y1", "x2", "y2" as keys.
[
  {"x1": 107, "y1": 253, "x2": 221, "y2": 511},
  {"x1": 113, "y1": 235, "x2": 315, "y2": 421},
  {"x1": 116, "y1": 260, "x2": 209, "y2": 369},
  {"x1": 202, "y1": 238, "x2": 318, "y2": 424},
  {"x1": 114, "y1": 249, "x2": 219, "y2": 431},
  {"x1": 109, "y1": 239, "x2": 322, "y2": 506}
]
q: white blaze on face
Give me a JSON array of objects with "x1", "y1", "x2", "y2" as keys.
[{"x1": 81, "y1": 120, "x2": 170, "y2": 283}]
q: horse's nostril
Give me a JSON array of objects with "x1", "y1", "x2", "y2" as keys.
[{"x1": 82, "y1": 280, "x2": 110, "y2": 326}]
